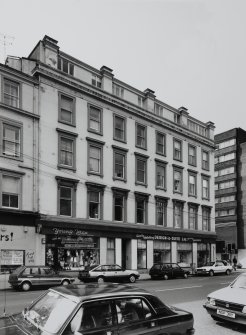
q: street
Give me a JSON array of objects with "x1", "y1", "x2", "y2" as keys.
[{"x1": 0, "y1": 272, "x2": 246, "y2": 334}]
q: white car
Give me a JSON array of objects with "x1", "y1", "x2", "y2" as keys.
[
  {"x1": 78, "y1": 264, "x2": 140, "y2": 283},
  {"x1": 204, "y1": 273, "x2": 246, "y2": 325},
  {"x1": 196, "y1": 260, "x2": 233, "y2": 276}
]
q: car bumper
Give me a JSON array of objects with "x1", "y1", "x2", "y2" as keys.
[{"x1": 204, "y1": 302, "x2": 246, "y2": 325}]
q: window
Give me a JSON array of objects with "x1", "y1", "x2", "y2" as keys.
[
  {"x1": 202, "y1": 176, "x2": 209, "y2": 199},
  {"x1": 156, "y1": 161, "x2": 166, "y2": 189},
  {"x1": 155, "y1": 104, "x2": 163, "y2": 117},
  {"x1": 156, "y1": 197, "x2": 167, "y2": 226},
  {"x1": 88, "y1": 105, "x2": 102, "y2": 134},
  {"x1": 173, "y1": 139, "x2": 182, "y2": 161},
  {"x1": 58, "y1": 132, "x2": 76, "y2": 170},
  {"x1": 215, "y1": 195, "x2": 236, "y2": 204},
  {"x1": 156, "y1": 132, "x2": 166, "y2": 156},
  {"x1": 217, "y1": 138, "x2": 236, "y2": 150},
  {"x1": 136, "y1": 124, "x2": 147, "y2": 149},
  {"x1": 173, "y1": 201, "x2": 183, "y2": 228},
  {"x1": 86, "y1": 183, "x2": 105, "y2": 220},
  {"x1": 3, "y1": 78, "x2": 20, "y2": 108},
  {"x1": 188, "y1": 172, "x2": 197, "y2": 197},
  {"x1": 202, "y1": 150, "x2": 209, "y2": 170},
  {"x1": 113, "y1": 83, "x2": 124, "y2": 98},
  {"x1": 215, "y1": 166, "x2": 235, "y2": 177},
  {"x1": 188, "y1": 145, "x2": 196, "y2": 166},
  {"x1": 215, "y1": 180, "x2": 235, "y2": 190},
  {"x1": 138, "y1": 96, "x2": 143, "y2": 107},
  {"x1": 114, "y1": 115, "x2": 126, "y2": 142},
  {"x1": 107, "y1": 238, "x2": 115, "y2": 264},
  {"x1": 113, "y1": 147, "x2": 127, "y2": 181},
  {"x1": 1, "y1": 173, "x2": 21, "y2": 209},
  {"x1": 137, "y1": 240, "x2": 147, "y2": 269},
  {"x1": 215, "y1": 209, "x2": 236, "y2": 217},
  {"x1": 58, "y1": 57, "x2": 74, "y2": 75},
  {"x1": 215, "y1": 152, "x2": 235, "y2": 164},
  {"x1": 188, "y1": 205, "x2": 197, "y2": 229},
  {"x1": 202, "y1": 207, "x2": 210, "y2": 231},
  {"x1": 135, "y1": 193, "x2": 149, "y2": 224},
  {"x1": 58, "y1": 93, "x2": 75, "y2": 125},
  {"x1": 1, "y1": 122, "x2": 21, "y2": 158},
  {"x1": 87, "y1": 139, "x2": 104, "y2": 177},
  {"x1": 57, "y1": 178, "x2": 78, "y2": 217},
  {"x1": 135, "y1": 155, "x2": 148, "y2": 186},
  {"x1": 112, "y1": 188, "x2": 128, "y2": 222},
  {"x1": 173, "y1": 167, "x2": 182, "y2": 193},
  {"x1": 91, "y1": 74, "x2": 101, "y2": 88}
]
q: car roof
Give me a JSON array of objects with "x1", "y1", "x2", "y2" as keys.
[{"x1": 49, "y1": 283, "x2": 151, "y2": 302}]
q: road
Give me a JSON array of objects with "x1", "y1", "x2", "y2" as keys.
[{"x1": 1, "y1": 272, "x2": 246, "y2": 334}]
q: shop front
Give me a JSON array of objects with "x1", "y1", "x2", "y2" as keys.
[
  {"x1": 197, "y1": 243, "x2": 210, "y2": 267},
  {"x1": 153, "y1": 241, "x2": 171, "y2": 263},
  {"x1": 177, "y1": 242, "x2": 192, "y2": 264}
]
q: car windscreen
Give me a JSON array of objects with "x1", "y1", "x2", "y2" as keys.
[
  {"x1": 231, "y1": 275, "x2": 246, "y2": 289},
  {"x1": 203, "y1": 262, "x2": 215, "y2": 266},
  {"x1": 24, "y1": 290, "x2": 77, "y2": 333}
]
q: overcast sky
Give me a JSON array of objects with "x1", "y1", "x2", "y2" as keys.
[{"x1": 0, "y1": 0, "x2": 245, "y2": 134}]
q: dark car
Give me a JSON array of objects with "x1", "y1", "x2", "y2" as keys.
[
  {"x1": 149, "y1": 263, "x2": 190, "y2": 280},
  {"x1": 0, "y1": 283, "x2": 195, "y2": 335},
  {"x1": 78, "y1": 264, "x2": 140, "y2": 283},
  {"x1": 8, "y1": 265, "x2": 75, "y2": 291}
]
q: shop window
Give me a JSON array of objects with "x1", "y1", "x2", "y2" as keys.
[
  {"x1": 137, "y1": 240, "x2": 147, "y2": 269},
  {"x1": 0, "y1": 119, "x2": 22, "y2": 158},
  {"x1": 3, "y1": 78, "x2": 20, "y2": 108},
  {"x1": 136, "y1": 123, "x2": 147, "y2": 149},
  {"x1": 113, "y1": 147, "x2": 127, "y2": 181},
  {"x1": 88, "y1": 104, "x2": 103, "y2": 134},
  {"x1": 114, "y1": 115, "x2": 126, "y2": 142},
  {"x1": 107, "y1": 238, "x2": 115, "y2": 264},
  {"x1": 153, "y1": 241, "x2": 171, "y2": 263},
  {"x1": 57, "y1": 177, "x2": 78, "y2": 217},
  {"x1": 135, "y1": 192, "x2": 149, "y2": 224},
  {"x1": 1, "y1": 172, "x2": 21, "y2": 209},
  {"x1": 156, "y1": 131, "x2": 166, "y2": 156},
  {"x1": 173, "y1": 139, "x2": 182, "y2": 161},
  {"x1": 0, "y1": 249, "x2": 24, "y2": 272},
  {"x1": 173, "y1": 201, "x2": 183, "y2": 229},
  {"x1": 58, "y1": 93, "x2": 75, "y2": 126},
  {"x1": 188, "y1": 145, "x2": 196, "y2": 166},
  {"x1": 86, "y1": 182, "x2": 105, "y2": 220}
]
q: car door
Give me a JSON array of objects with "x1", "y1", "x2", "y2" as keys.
[
  {"x1": 23, "y1": 267, "x2": 40, "y2": 286},
  {"x1": 39, "y1": 267, "x2": 59, "y2": 286},
  {"x1": 171, "y1": 264, "x2": 182, "y2": 278},
  {"x1": 112, "y1": 265, "x2": 125, "y2": 282},
  {"x1": 214, "y1": 261, "x2": 224, "y2": 273},
  {"x1": 116, "y1": 297, "x2": 160, "y2": 335}
]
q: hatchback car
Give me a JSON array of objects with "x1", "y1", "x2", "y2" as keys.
[
  {"x1": 204, "y1": 273, "x2": 246, "y2": 325},
  {"x1": 149, "y1": 263, "x2": 190, "y2": 280},
  {"x1": 0, "y1": 283, "x2": 195, "y2": 335},
  {"x1": 78, "y1": 264, "x2": 140, "y2": 283},
  {"x1": 195, "y1": 260, "x2": 233, "y2": 277},
  {"x1": 8, "y1": 265, "x2": 75, "y2": 291}
]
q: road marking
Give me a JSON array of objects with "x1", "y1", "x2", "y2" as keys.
[
  {"x1": 219, "y1": 282, "x2": 230, "y2": 285},
  {"x1": 155, "y1": 285, "x2": 202, "y2": 292}
]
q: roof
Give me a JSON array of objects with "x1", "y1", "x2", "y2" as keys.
[{"x1": 50, "y1": 283, "x2": 151, "y2": 302}]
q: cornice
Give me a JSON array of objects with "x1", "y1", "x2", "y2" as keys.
[
  {"x1": 0, "y1": 103, "x2": 40, "y2": 120},
  {"x1": 0, "y1": 64, "x2": 38, "y2": 85}
]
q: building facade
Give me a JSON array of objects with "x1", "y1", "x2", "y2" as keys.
[
  {"x1": 215, "y1": 128, "x2": 246, "y2": 260},
  {"x1": 0, "y1": 35, "x2": 216, "y2": 272}
]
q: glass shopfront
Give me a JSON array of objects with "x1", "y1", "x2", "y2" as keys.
[
  {"x1": 197, "y1": 243, "x2": 210, "y2": 267},
  {"x1": 45, "y1": 235, "x2": 100, "y2": 271},
  {"x1": 137, "y1": 239, "x2": 147, "y2": 269},
  {"x1": 177, "y1": 242, "x2": 192, "y2": 264},
  {"x1": 153, "y1": 241, "x2": 171, "y2": 263}
]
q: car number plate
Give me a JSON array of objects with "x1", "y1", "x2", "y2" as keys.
[{"x1": 217, "y1": 309, "x2": 235, "y2": 318}]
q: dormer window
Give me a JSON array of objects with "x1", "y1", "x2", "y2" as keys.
[
  {"x1": 58, "y1": 57, "x2": 74, "y2": 76},
  {"x1": 92, "y1": 74, "x2": 101, "y2": 88},
  {"x1": 113, "y1": 84, "x2": 124, "y2": 98},
  {"x1": 155, "y1": 104, "x2": 163, "y2": 117}
]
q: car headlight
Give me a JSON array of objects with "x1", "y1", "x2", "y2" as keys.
[
  {"x1": 242, "y1": 306, "x2": 246, "y2": 314},
  {"x1": 208, "y1": 298, "x2": 216, "y2": 306}
]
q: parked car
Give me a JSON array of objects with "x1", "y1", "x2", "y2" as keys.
[
  {"x1": 195, "y1": 260, "x2": 233, "y2": 277},
  {"x1": 8, "y1": 265, "x2": 75, "y2": 291},
  {"x1": 204, "y1": 273, "x2": 246, "y2": 325},
  {"x1": 78, "y1": 264, "x2": 140, "y2": 283},
  {"x1": 149, "y1": 263, "x2": 190, "y2": 280},
  {"x1": 0, "y1": 283, "x2": 195, "y2": 335}
]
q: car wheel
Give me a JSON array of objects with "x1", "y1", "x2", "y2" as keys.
[
  {"x1": 97, "y1": 276, "x2": 105, "y2": 283},
  {"x1": 129, "y1": 275, "x2": 136, "y2": 283},
  {"x1": 209, "y1": 270, "x2": 214, "y2": 277},
  {"x1": 183, "y1": 273, "x2": 188, "y2": 279},
  {"x1": 225, "y1": 269, "x2": 231, "y2": 275},
  {"x1": 62, "y1": 279, "x2": 70, "y2": 286},
  {"x1": 21, "y1": 281, "x2": 31, "y2": 291},
  {"x1": 163, "y1": 274, "x2": 169, "y2": 280}
]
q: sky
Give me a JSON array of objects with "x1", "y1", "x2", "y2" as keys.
[{"x1": 0, "y1": 0, "x2": 245, "y2": 135}]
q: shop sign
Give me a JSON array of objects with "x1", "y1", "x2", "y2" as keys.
[
  {"x1": 0, "y1": 232, "x2": 14, "y2": 242},
  {"x1": 52, "y1": 228, "x2": 90, "y2": 236},
  {"x1": 136, "y1": 234, "x2": 202, "y2": 242},
  {"x1": 0, "y1": 250, "x2": 23, "y2": 265}
]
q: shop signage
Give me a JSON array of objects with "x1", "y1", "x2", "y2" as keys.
[
  {"x1": 0, "y1": 250, "x2": 23, "y2": 265},
  {"x1": 136, "y1": 234, "x2": 202, "y2": 242},
  {"x1": 0, "y1": 232, "x2": 14, "y2": 242},
  {"x1": 52, "y1": 228, "x2": 89, "y2": 236}
]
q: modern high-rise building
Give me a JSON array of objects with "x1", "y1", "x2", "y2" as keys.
[
  {"x1": 0, "y1": 35, "x2": 216, "y2": 272},
  {"x1": 215, "y1": 128, "x2": 246, "y2": 260}
]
